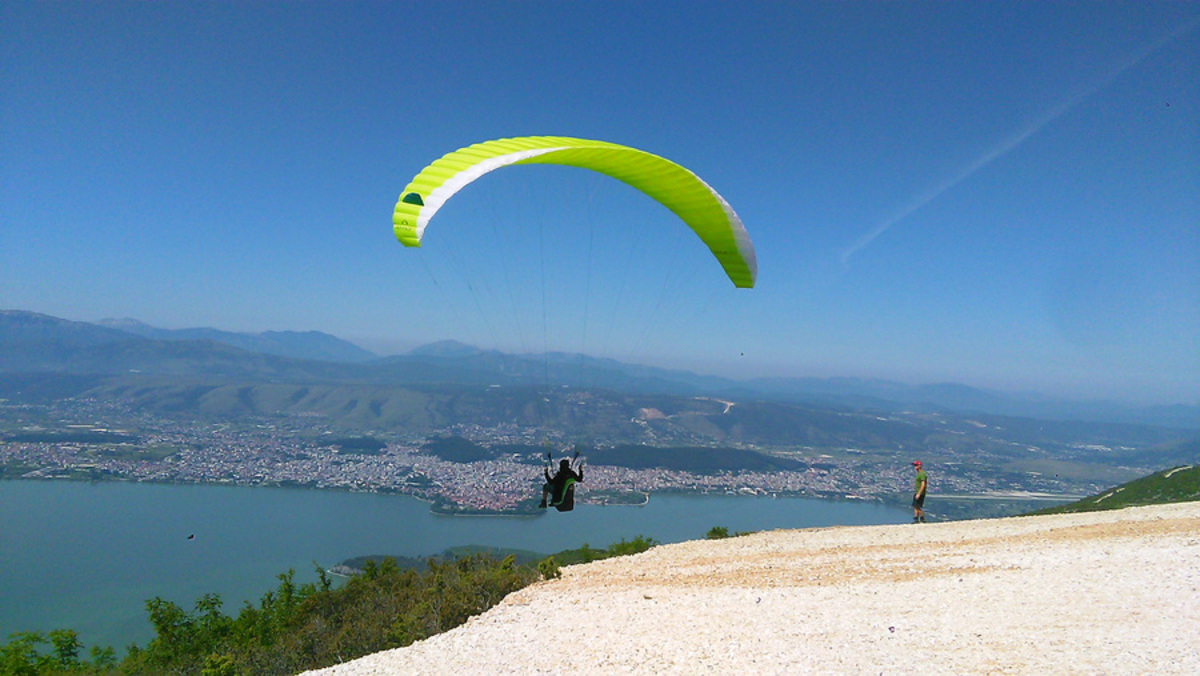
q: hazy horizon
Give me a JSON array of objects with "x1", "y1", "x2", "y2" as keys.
[{"x1": 8, "y1": 306, "x2": 1195, "y2": 408}]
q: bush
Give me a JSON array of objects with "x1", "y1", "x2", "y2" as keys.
[
  {"x1": 606, "y1": 536, "x2": 656, "y2": 557},
  {"x1": 0, "y1": 629, "x2": 115, "y2": 674},
  {"x1": 705, "y1": 525, "x2": 755, "y2": 539},
  {"x1": 538, "y1": 556, "x2": 562, "y2": 580}
]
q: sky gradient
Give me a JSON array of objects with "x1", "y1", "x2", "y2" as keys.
[{"x1": 2, "y1": 1, "x2": 1197, "y2": 405}]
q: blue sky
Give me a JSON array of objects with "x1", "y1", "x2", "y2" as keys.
[{"x1": 2, "y1": 1, "x2": 1197, "y2": 405}]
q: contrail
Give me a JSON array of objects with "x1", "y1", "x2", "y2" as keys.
[{"x1": 841, "y1": 17, "x2": 1200, "y2": 264}]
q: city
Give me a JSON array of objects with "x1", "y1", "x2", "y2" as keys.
[{"x1": 1, "y1": 395, "x2": 1114, "y2": 518}]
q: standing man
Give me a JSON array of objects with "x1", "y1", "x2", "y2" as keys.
[{"x1": 912, "y1": 460, "x2": 927, "y2": 523}]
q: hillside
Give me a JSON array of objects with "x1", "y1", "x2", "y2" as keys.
[
  {"x1": 1028, "y1": 463, "x2": 1199, "y2": 515},
  {"x1": 304, "y1": 501, "x2": 1200, "y2": 674},
  {"x1": 5, "y1": 310, "x2": 1198, "y2": 431}
]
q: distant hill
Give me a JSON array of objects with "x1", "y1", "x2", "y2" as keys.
[
  {"x1": 406, "y1": 340, "x2": 487, "y2": 358},
  {"x1": 27, "y1": 375, "x2": 1182, "y2": 464},
  {"x1": 97, "y1": 317, "x2": 377, "y2": 363},
  {"x1": 2, "y1": 311, "x2": 370, "y2": 381},
  {"x1": 1027, "y1": 464, "x2": 1200, "y2": 515},
  {"x1": 0, "y1": 310, "x2": 148, "y2": 371},
  {"x1": 742, "y1": 375, "x2": 1200, "y2": 430},
  {"x1": 3, "y1": 309, "x2": 1198, "y2": 431}
]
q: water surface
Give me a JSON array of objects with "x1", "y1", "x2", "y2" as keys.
[{"x1": 0, "y1": 480, "x2": 908, "y2": 651}]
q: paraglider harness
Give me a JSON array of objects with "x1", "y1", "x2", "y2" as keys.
[{"x1": 543, "y1": 450, "x2": 583, "y2": 512}]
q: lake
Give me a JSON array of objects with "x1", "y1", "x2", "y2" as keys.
[{"x1": 0, "y1": 480, "x2": 909, "y2": 652}]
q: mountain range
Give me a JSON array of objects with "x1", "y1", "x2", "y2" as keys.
[
  {"x1": 96, "y1": 317, "x2": 377, "y2": 363},
  {"x1": 2, "y1": 309, "x2": 1197, "y2": 430}
]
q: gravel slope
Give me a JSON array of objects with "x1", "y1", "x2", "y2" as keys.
[{"x1": 303, "y1": 501, "x2": 1200, "y2": 675}]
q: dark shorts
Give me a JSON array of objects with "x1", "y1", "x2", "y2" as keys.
[{"x1": 912, "y1": 493, "x2": 925, "y2": 509}]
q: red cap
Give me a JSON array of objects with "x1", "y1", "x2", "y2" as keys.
[{"x1": 912, "y1": 461, "x2": 922, "y2": 466}]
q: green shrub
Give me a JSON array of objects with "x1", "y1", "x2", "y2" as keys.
[
  {"x1": 606, "y1": 535, "x2": 656, "y2": 557},
  {"x1": 0, "y1": 628, "x2": 115, "y2": 674},
  {"x1": 538, "y1": 556, "x2": 562, "y2": 580}
]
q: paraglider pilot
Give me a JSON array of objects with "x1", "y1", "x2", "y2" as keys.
[{"x1": 540, "y1": 458, "x2": 582, "y2": 509}]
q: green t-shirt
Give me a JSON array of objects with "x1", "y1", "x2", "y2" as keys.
[{"x1": 914, "y1": 469, "x2": 927, "y2": 494}]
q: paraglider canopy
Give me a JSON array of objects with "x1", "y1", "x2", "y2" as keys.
[{"x1": 393, "y1": 136, "x2": 756, "y2": 288}]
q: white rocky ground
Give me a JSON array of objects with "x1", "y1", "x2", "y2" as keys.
[{"x1": 303, "y1": 501, "x2": 1200, "y2": 675}]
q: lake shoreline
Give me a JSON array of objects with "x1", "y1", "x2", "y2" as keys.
[
  {"x1": 0, "y1": 479, "x2": 910, "y2": 654},
  {"x1": 305, "y1": 501, "x2": 1200, "y2": 675}
]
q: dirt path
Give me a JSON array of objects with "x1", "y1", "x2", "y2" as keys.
[{"x1": 304, "y1": 501, "x2": 1200, "y2": 675}]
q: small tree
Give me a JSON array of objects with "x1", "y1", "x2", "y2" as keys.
[
  {"x1": 0, "y1": 631, "x2": 42, "y2": 675},
  {"x1": 47, "y1": 629, "x2": 81, "y2": 669},
  {"x1": 538, "y1": 556, "x2": 562, "y2": 580}
]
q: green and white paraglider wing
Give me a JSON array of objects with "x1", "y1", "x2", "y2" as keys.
[{"x1": 392, "y1": 136, "x2": 757, "y2": 288}]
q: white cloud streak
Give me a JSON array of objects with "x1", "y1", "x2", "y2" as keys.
[{"x1": 841, "y1": 18, "x2": 1199, "y2": 264}]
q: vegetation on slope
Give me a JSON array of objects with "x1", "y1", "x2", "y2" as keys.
[
  {"x1": 0, "y1": 537, "x2": 657, "y2": 675},
  {"x1": 1027, "y1": 464, "x2": 1199, "y2": 515}
]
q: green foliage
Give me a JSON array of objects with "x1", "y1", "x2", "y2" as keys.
[
  {"x1": 97, "y1": 445, "x2": 177, "y2": 462},
  {"x1": 1027, "y1": 464, "x2": 1200, "y2": 516},
  {"x1": 705, "y1": 525, "x2": 755, "y2": 539},
  {"x1": 538, "y1": 556, "x2": 561, "y2": 580},
  {"x1": 323, "y1": 436, "x2": 387, "y2": 455},
  {"x1": 1, "y1": 632, "x2": 42, "y2": 675},
  {"x1": 120, "y1": 593, "x2": 233, "y2": 673},
  {"x1": 422, "y1": 436, "x2": 493, "y2": 463},
  {"x1": 549, "y1": 535, "x2": 657, "y2": 567},
  {"x1": 200, "y1": 653, "x2": 236, "y2": 676},
  {"x1": 554, "y1": 543, "x2": 602, "y2": 566},
  {"x1": 47, "y1": 630, "x2": 81, "y2": 669},
  {"x1": 88, "y1": 646, "x2": 116, "y2": 672},
  {"x1": 605, "y1": 536, "x2": 656, "y2": 557},
  {"x1": 0, "y1": 629, "x2": 113, "y2": 674},
  {"x1": 113, "y1": 555, "x2": 538, "y2": 675}
]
